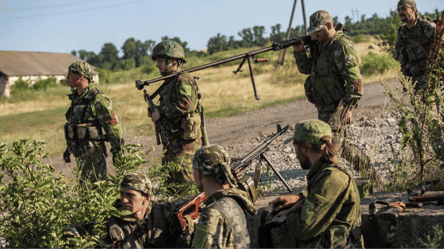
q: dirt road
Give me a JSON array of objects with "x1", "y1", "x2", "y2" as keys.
[{"x1": 45, "y1": 79, "x2": 396, "y2": 178}]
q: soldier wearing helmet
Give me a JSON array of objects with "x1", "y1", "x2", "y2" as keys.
[
  {"x1": 394, "y1": 0, "x2": 436, "y2": 90},
  {"x1": 191, "y1": 145, "x2": 255, "y2": 248},
  {"x1": 63, "y1": 61, "x2": 123, "y2": 183},
  {"x1": 106, "y1": 171, "x2": 172, "y2": 248},
  {"x1": 271, "y1": 120, "x2": 363, "y2": 248},
  {"x1": 148, "y1": 40, "x2": 203, "y2": 183},
  {"x1": 292, "y1": 10, "x2": 374, "y2": 176}
]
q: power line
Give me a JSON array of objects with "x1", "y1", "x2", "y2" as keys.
[
  {"x1": 0, "y1": 0, "x2": 148, "y2": 21},
  {"x1": 3, "y1": 0, "x2": 108, "y2": 13}
]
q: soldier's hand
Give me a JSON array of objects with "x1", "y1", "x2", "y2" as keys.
[
  {"x1": 340, "y1": 108, "x2": 352, "y2": 125},
  {"x1": 272, "y1": 194, "x2": 301, "y2": 212},
  {"x1": 151, "y1": 109, "x2": 161, "y2": 123},
  {"x1": 292, "y1": 36, "x2": 304, "y2": 52},
  {"x1": 63, "y1": 149, "x2": 71, "y2": 163},
  {"x1": 147, "y1": 107, "x2": 152, "y2": 118}
]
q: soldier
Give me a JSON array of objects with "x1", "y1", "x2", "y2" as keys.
[
  {"x1": 394, "y1": 0, "x2": 436, "y2": 90},
  {"x1": 191, "y1": 145, "x2": 255, "y2": 248},
  {"x1": 63, "y1": 61, "x2": 123, "y2": 182},
  {"x1": 106, "y1": 172, "x2": 171, "y2": 248},
  {"x1": 148, "y1": 40, "x2": 203, "y2": 183},
  {"x1": 271, "y1": 119, "x2": 363, "y2": 248},
  {"x1": 293, "y1": 10, "x2": 373, "y2": 175}
]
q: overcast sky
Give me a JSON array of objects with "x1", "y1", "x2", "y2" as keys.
[{"x1": 0, "y1": 0, "x2": 442, "y2": 55}]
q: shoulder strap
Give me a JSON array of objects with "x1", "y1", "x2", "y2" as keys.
[{"x1": 150, "y1": 74, "x2": 181, "y2": 100}]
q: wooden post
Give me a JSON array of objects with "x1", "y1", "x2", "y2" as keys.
[{"x1": 275, "y1": 0, "x2": 297, "y2": 69}]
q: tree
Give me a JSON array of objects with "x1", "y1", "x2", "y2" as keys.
[
  {"x1": 270, "y1": 23, "x2": 285, "y2": 42},
  {"x1": 227, "y1": 36, "x2": 240, "y2": 49},
  {"x1": 98, "y1": 42, "x2": 119, "y2": 67},
  {"x1": 333, "y1": 16, "x2": 339, "y2": 26},
  {"x1": 344, "y1": 15, "x2": 352, "y2": 26},
  {"x1": 238, "y1": 28, "x2": 254, "y2": 47},
  {"x1": 71, "y1": 50, "x2": 76, "y2": 56},
  {"x1": 207, "y1": 33, "x2": 228, "y2": 55},
  {"x1": 378, "y1": 9, "x2": 403, "y2": 53},
  {"x1": 252, "y1": 25, "x2": 266, "y2": 46}
]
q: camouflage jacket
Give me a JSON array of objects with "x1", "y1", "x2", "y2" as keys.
[
  {"x1": 394, "y1": 17, "x2": 436, "y2": 79},
  {"x1": 65, "y1": 83, "x2": 122, "y2": 154},
  {"x1": 286, "y1": 157, "x2": 362, "y2": 248},
  {"x1": 294, "y1": 31, "x2": 363, "y2": 108},
  {"x1": 157, "y1": 70, "x2": 202, "y2": 146},
  {"x1": 191, "y1": 188, "x2": 256, "y2": 249},
  {"x1": 105, "y1": 201, "x2": 171, "y2": 248}
]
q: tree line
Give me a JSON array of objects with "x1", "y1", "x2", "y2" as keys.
[{"x1": 72, "y1": 8, "x2": 442, "y2": 70}]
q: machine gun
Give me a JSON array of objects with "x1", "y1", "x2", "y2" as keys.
[
  {"x1": 135, "y1": 35, "x2": 314, "y2": 101},
  {"x1": 143, "y1": 89, "x2": 169, "y2": 146},
  {"x1": 175, "y1": 123, "x2": 293, "y2": 239}
]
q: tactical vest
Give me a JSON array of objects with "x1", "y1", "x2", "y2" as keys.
[
  {"x1": 64, "y1": 88, "x2": 108, "y2": 152},
  {"x1": 159, "y1": 73, "x2": 202, "y2": 142},
  {"x1": 398, "y1": 17, "x2": 434, "y2": 77},
  {"x1": 206, "y1": 197, "x2": 250, "y2": 248},
  {"x1": 309, "y1": 32, "x2": 348, "y2": 106}
]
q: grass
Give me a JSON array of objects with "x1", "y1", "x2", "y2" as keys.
[{"x1": 0, "y1": 36, "x2": 400, "y2": 156}]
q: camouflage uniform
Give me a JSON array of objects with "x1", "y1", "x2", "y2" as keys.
[
  {"x1": 394, "y1": 0, "x2": 436, "y2": 90},
  {"x1": 106, "y1": 172, "x2": 172, "y2": 248},
  {"x1": 284, "y1": 120, "x2": 363, "y2": 248},
  {"x1": 191, "y1": 145, "x2": 256, "y2": 248},
  {"x1": 152, "y1": 41, "x2": 203, "y2": 182},
  {"x1": 64, "y1": 61, "x2": 122, "y2": 182},
  {"x1": 294, "y1": 10, "x2": 372, "y2": 172}
]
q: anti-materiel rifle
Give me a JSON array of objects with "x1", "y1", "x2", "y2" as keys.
[{"x1": 135, "y1": 35, "x2": 314, "y2": 100}]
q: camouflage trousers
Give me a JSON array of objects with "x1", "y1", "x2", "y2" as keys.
[
  {"x1": 317, "y1": 102, "x2": 373, "y2": 174},
  {"x1": 76, "y1": 143, "x2": 107, "y2": 183},
  {"x1": 162, "y1": 137, "x2": 202, "y2": 183},
  {"x1": 296, "y1": 224, "x2": 363, "y2": 248}
]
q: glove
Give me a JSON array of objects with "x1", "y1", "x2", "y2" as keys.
[{"x1": 63, "y1": 149, "x2": 71, "y2": 163}]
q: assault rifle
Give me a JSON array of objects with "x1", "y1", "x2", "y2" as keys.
[
  {"x1": 135, "y1": 35, "x2": 313, "y2": 100},
  {"x1": 143, "y1": 89, "x2": 169, "y2": 146},
  {"x1": 175, "y1": 123, "x2": 292, "y2": 237}
]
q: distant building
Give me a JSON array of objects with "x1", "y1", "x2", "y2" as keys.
[{"x1": 0, "y1": 51, "x2": 99, "y2": 97}]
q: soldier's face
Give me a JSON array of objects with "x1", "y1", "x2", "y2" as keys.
[
  {"x1": 398, "y1": 6, "x2": 415, "y2": 22},
  {"x1": 193, "y1": 167, "x2": 204, "y2": 192},
  {"x1": 313, "y1": 27, "x2": 329, "y2": 42},
  {"x1": 120, "y1": 187, "x2": 150, "y2": 216},
  {"x1": 155, "y1": 58, "x2": 166, "y2": 73},
  {"x1": 294, "y1": 142, "x2": 311, "y2": 170},
  {"x1": 66, "y1": 72, "x2": 80, "y2": 88}
]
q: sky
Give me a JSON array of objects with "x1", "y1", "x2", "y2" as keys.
[{"x1": 0, "y1": 0, "x2": 442, "y2": 55}]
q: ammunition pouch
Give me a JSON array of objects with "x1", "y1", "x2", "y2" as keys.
[
  {"x1": 304, "y1": 76, "x2": 315, "y2": 104},
  {"x1": 238, "y1": 175, "x2": 259, "y2": 203},
  {"x1": 64, "y1": 122, "x2": 107, "y2": 159},
  {"x1": 181, "y1": 113, "x2": 202, "y2": 140}
]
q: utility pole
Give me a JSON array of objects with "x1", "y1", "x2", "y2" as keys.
[
  {"x1": 301, "y1": 0, "x2": 308, "y2": 35},
  {"x1": 275, "y1": 0, "x2": 297, "y2": 69},
  {"x1": 351, "y1": 8, "x2": 355, "y2": 23},
  {"x1": 356, "y1": 8, "x2": 360, "y2": 22}
]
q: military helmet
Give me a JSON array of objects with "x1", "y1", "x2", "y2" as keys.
[
  {"x1": 193, "y1": 145, "x2": 238, "y2": 187},
  {"x1": 151, "y1": 40, "x2": 186, "y2": 61},
  {"x1": 120, "y1": 171, "x2": 153, "y2": 196},
  {"x1": 284, "y1": 119, "x2": 332, "y2": 146}
]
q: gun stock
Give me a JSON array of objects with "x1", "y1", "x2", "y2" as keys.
[{"x1": 143, "y1": 89, "x2": 161, "y2": 145}]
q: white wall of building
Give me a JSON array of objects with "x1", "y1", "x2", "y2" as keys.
[{"x1": 0, "y1": 74, "x2": 100, "y2": 97}]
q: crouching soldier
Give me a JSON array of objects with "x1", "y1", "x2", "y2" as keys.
[
  {"x1": 105, "y1": 172, "x2": 171, "y2": 248},
  {"x1": 271, "y1": 120, "x2": 364, "y2": 248},
  {"x1": 191, "y1": 145, "x2": 256, "y2": 248}
]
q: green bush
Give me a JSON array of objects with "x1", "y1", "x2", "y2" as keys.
[
  {"x1": 361, "y1": 52, "x2": 399, "y2": 74},
  {"x1": 0, "y1": 140, "x2": 197, "y2": 247},
  {"x1": 11, "y1": 77, "x2": 31, "y2": 95},
  {"x1": 33, "y1": 75, "x2": 57, "y2": 91},
  {"x1": 352, "y1": 34, "x2": 371, "y2": 43}
]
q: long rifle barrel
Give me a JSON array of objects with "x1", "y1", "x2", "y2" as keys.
[{"x1": 135, "y1": 35, "x2": 312, "y2": 91}]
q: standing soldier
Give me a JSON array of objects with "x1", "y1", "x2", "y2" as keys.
[
  {"x1": 148, "y1": 40, "x2": 203, "y2": 183},
  {"x1": 293, "y1": 10, "x2": 373, "y2": 175},
  {"x1": 272, "y1": 120, "x2": 363, "y2": 248},
  {"x1": 394, "y1": 0, "x2": 436, "y2": 90},
  {"x1": 63, "y1": 61, "x2": 123, "y2": 182},
  {"x1": 191, "y1": 145, "x2": 255, "y2": 248}
]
